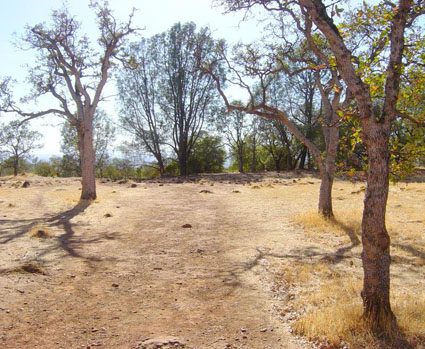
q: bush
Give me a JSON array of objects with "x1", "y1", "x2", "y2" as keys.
[{"x1": 33, "y1": 161, "x2": 57, "y2": 177}]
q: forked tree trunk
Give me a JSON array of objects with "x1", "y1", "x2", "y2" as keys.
[
  {"x1": 78, "y1": 118, "x2": 97, "y2": 201},
  {"x1": 360, "y1": 119, "x2": 397, "y2": 334}
]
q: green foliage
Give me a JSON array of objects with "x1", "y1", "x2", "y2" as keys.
[
  {"x1": 337, "y1": 2, "x2": 425, "y2": 180},
  {"x1": 33, "y1": 160, "x2": 58, "y2": 177},
  {"x1": 228, "y1": 135, "x2": 267, "y2": 172},
  {"x1": 102, "y1": 158, "x2": 136, "y2": 181},
  {"x1": 118, "y1": 22, "x2": 224, "y2": 176},
  {"x1": 0, "y1": 157, "x2": 32, "y2": 176},
  {"x1": 0, "y1": 121, "x2": 42, "y2": 176},
  {"x1": 336, "y1": 114, "x2": 367, "y2": 173},
  {"x1": 118, "y1": 23, "x2": 222, "y2": 174},
  {"x1": 187, "y1": 134, "x2": 226, "y2": 174},
  {"x1": 135, "y1": 166, "x2": 161, "y2": 179},
  {"x1": 163, "y1": 134, "x2": 226, "y2": 175},
  {"x1": 164, "y1": 160, "x2": 180, "y2": 176}
]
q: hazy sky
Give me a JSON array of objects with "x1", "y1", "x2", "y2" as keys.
[{"x1": 0, "y1": 0, "x2": 261, "y2": 158}]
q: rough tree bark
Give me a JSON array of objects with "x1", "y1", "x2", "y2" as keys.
[
  {"x1": 360, "y1": 119, "x2": 396, "y2": 332},
  {"x1": 77, "y1": 116, "x2": 97, "y2": 200},
  {"x1": 316, "y1": 123, "x2": 339, "y2": 218}
]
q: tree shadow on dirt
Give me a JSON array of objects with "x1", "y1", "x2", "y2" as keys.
[
  {"x1": 43, "y1": 200, "x2": 102, "y2": 261},
  {"x1": 392, "y1": 243, "x2": 425, "y2": 262},
  {"x1": 0, "y1": 200, "x2": 119, "y2": 267},
  {"x1": 0, "y1": 218, "x2": 41, "y2": 244},
  {"x1": 331, "y1": 218, "x2": 361, "y2": 246}
]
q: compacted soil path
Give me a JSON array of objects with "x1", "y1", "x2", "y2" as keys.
[{"x1": 0, "y1": 175, "x2": 313, "y2": 348}]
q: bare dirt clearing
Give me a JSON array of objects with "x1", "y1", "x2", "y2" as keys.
[{"x1": 0, "y1": 173, "x2": 424, "y2": 348}]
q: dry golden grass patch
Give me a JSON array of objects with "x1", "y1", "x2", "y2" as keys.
[
  {"x1": 293, "y1": 210, "x2": 362, "y2": 246},
  {"x1": 282, "y1": 182, "x2": 425, "y2": 348},
  {"x1": 291, "y1": 272, "x2": 375, "y2": 348},
  {"x1": 393, "y1": 291, "x2": 425, "y2": 344},
  {"x1": 278, "y1": 258, "x2": 425, "y2": 348}
]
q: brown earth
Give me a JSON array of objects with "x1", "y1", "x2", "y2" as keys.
[{"x1": 0, "y1": 172, "x2": 423, "y2": 348}]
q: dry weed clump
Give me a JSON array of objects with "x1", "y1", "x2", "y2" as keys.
[
  {"x1": 29, "y1": 225, "x2": 53, "y2": 239},
  {"x1": 3, "y1": 262, "x2": 47, "y2": 275}
]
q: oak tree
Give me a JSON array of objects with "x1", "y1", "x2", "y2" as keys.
[{"x1": 0, "y1": 2, "x2": 137, "y2": 199}]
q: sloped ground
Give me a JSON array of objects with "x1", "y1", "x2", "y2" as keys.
[{"x1": 0, "y1": 172, "x2": 423, "y2": 348}]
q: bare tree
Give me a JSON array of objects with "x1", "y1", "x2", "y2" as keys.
[{"x1": 0, "y1": 2, "x2": 137, "y2": 200}]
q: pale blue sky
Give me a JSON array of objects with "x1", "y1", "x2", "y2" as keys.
[{"x1": 0, "y1": 0, "x2": 261, "y2": 158}]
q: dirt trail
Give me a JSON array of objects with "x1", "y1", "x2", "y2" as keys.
[{"x1": 0, "y1": 176, "x2": 310, "y2": 348}]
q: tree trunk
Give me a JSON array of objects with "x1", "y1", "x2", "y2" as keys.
[
  {"x1": 275, "y1": 158, "x2": 281, "y2": 172},
  {"x1": 318, "y1": 173, "x2": 333, "y2": 218},
  {"x1": 13, "y1": 158, "x2": 19, "y2": 176},
  {"x1": 285, "y1": 145, "x2": 293, "y2": 170},
  {"x1": 360, "y1": 120, "x2": 397, "y2": 335},
  {"x1": 238, "y1": 147, "x2": 244, "y2": 173},
  {"x1": 299, "y1": 146, "x2": 307, "y2": 169},
  {"x1": 78, "y1": 119, "x2": 97, "y2": 201},
  {"x1": 238, "y1": 158, "x2": 244, "y2": 173},
  {"x1": 251, "y1": 141, "x2": 257, "y2": 172},
  {"x1": 318, "y1": 125, "x2": 339, "y2": 218},
  {"x1": 178, "y1": 154, "x2": 188, "y2": 176},
  {"x1": 158, "y1": 157, "x2": 165, "y2": 177},
  {"x1": 307, "y1": 151, "x2": 313, "y2": 170}
]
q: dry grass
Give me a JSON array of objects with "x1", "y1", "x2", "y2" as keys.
[
  {"x1": 29, "y1": 225, "x2": 53, "y2": 239},
  {"x1": 293, "y1": 210, "x2": 362, "y2": 246},
  {"x1": 394, "y1": 292, "x2": 425, "y2": 343},
  {"x1": 2, "y1": 262, "x2": 47, "y2": 275},
  {"x1": 282, "y1": 186, "x2": 425, "y2": 348},
  {"x1": 46, "y1": 189, "x2": 80, "y2": 205},
  {"x1": 291, "y1": 274, "x2": 375, "y2": 348},
  {"x1": 289, "y1": 269, "x2": 425, "y2": 348}
]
